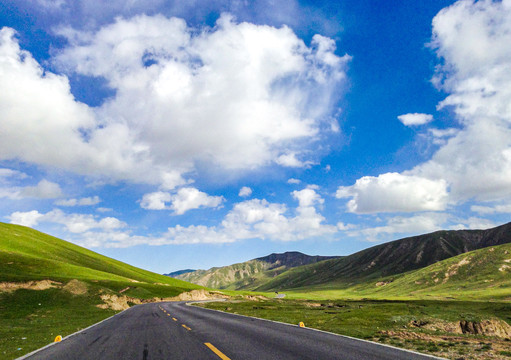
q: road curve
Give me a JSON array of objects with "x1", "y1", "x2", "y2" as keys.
[{"x1": 22, "y1": 301, "x2": 442, "y2": 360}]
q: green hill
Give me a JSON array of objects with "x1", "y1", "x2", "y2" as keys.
[
  {"x1": 0, "y1": 222, "x2": 201, "y2": 359},
  {"x1": 0, "y1": 222, "x2": 201, "y2": 296},
  {"x1": 256, "y1": 222, "x2": 511, "y2": 292},
  {"x1": 173, "y1": 251, "x2": 340, "y2": 290},
  {"x1": 358, "y1": 241, "x2": 511, "y2": 300}
]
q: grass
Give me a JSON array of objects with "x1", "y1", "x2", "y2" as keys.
[
  {"x1": 256, "y1": 243, "x2": 511, "y2": 302},
  {"x1": 198, "y1": 298, "x2": 511, "y2": 359},
  {"x1": 0, "y1": 288, "x2": 116, "y2": 359},
  {"x1": 0, "y1": 222, "x2": 203, "y2": 359}
]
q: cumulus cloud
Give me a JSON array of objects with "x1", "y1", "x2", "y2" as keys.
[
  {"x1": 169, "y1": 187, "x2": 224, "y2": 215},
  {"x1": 140, "y1": 191, "x2": 172, "y2": 210},
  {"x1": 415, "y1": 0, "x2": 511, "y2": 202},
  {"x1": 1, "y1": 14, "x2": 348, "y2": 188},
  {"x1": 336, "y1": 173, "x2": 448, "y2": 214},
  {"x1": 140, "y1": 187, "x2": 224, "y2": 214},
  {"x1": 397, "y1": 113, "x2": 433, "y2": 126},
  {"x1": 337, "y1": 0, "x2": 511, "y2": 212},
  {"x1": 346, "y1": 213, "x2": 448, "y2": 242},
  {"x1": 159, "y1": 186, "x2": 337, "y2": 244},
  {"x1": 7, "y1": 210, "x2": 44, "y2": 227},
  {"x1": 0, "y1": 179, "x2": 63, "y2": 200},
  {"x1": 56, "y1": 195, "x2": 101, "y2": 206},
  {"x1": 275, "y1": 153, "x2": 313, "y2": 168},
  {"x1": 19, "y1": 180, "x2": 63, "y2": 199},
  {"x1": 8, "y1": 208, "x2": 126, "y2": 233},
  {"x1": 55, "y1": 187, "x2": 338, "y2": 247},
  {"x1": 471, "y1": 203, "x2": 511, "y2": 215},
  {"x1": 238, "y1": 186, "x2": 252, "y2": 197},
  {"x1": 56, "y1": 15, "x2": 347, "y2": 176}
]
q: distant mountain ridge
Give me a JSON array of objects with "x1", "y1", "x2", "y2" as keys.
[
  {"x1": 164, "y1": 269, "x2": 196, "y2": 277},
  {"x1": 170, "y1": 251, "x2": 340, "y2": 290},
  {"x1": 257, "y1": 222, "x2": 511, "y2": 291}
]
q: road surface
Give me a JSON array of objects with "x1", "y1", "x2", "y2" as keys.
[{"x1": 22, "y1": 301, "x2": 442, "y2": 360}]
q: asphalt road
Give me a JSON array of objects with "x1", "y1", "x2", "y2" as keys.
[{"x1": 22, "y1": 301, "x2": 442, "y2": 360}]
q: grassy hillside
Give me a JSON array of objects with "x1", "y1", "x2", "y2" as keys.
[
  {"x1": 0, "y1": 222, "x2": 202, "y2": 359},
  {"x1": 355, "y1": 241, "x2": 511, "y2": 300},
  {"x1": 256, "y1": 222, "x2": 511, "y2": 291},
  {"x1": 0, "y1": 222, "x2": 198, "y2": 292},
  {"x1": 174, "y1": 251, "x2": 340, "y2": 290}
]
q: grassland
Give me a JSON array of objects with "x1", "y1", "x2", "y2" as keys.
[
  {"x1": 197, "y1": 243, "x2": 511, "y2": 359},
  {"x1": 199, "y1": 299, "x2": 511, "y2": 359},
  {"x1": 0, "y1": 222, "x2": 202, "y2": 359},
  {"x1": 254, "y1": 242, "x2": 511, "y2": 303}
]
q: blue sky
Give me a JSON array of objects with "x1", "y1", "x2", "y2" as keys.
[{"x1": 1, "y1": 0, "x2": 511, "y2": 273}]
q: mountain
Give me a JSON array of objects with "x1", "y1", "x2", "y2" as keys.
[
  {"x1": 354, "y1": 241, "x2": 511, "y2": 300},
  {"x1": 164, "y1": 269, "x2": 196, "y2": 277},
  {"x1": 256, "y1": 222, "x2": 511, "y2": 291},
  {"x1": 174, "y1": 251, "x2": 340, "y2": 290}
]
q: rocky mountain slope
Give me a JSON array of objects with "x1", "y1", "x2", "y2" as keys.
[
  {"x1": 172, "y1": 251, "x2": 340, "y2": 290},
  {"x1": 257, "y1": 222, "x2": 511, "y2": 291}
]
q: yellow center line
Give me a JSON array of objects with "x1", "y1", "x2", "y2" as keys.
[
  {"x1": 204, "y1": 342, "x2": 231, "y2": 360},
  {"x1": 172, "y1": 317, "x2": 178, "y2": 321},
  {"x1": 167, "y1": 313, "x2": 171, "y2": 316},
  {"x1": 182, "y1": 324, "x2": 192, "y2": 331}
]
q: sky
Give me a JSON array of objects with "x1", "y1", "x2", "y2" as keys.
[{"x1": 1, "y1": 0, "x2": 511, "y2": 274}]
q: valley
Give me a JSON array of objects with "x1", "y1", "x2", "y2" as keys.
[{"x1": 3, "y1": 221, "x2": 511, "y2": 359}]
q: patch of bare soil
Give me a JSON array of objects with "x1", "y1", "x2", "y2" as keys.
[
  {"x1": 0, "y1": 280, "x2": 61, "y2": 292},
  {"x1": 443, "y1": 257, "x2": 470, "y2": 283},
  {"x1": 305, "y1": 302, "x2": 323, "y2": 308},
  {"x1": 411, "y1": 319, "x2": 511, "y2": 338},
  {"x1": 96, "y1": 290, "x2": 230, "y2": 311},
  {"x1": 379, "y1": 328, "x2": 511, "y2": 360},
  {"x1": 167, "y1": 289, "x2": 230, "y2": 301},
  {"x1": 62, "y1": 279, "x2": 88, "y2": 295},
  {"x1": 96, "y1": 294, "x2": 143, "y2": 311},
  {"x1": 244, "y1": 295, "x2": 268, "y2": 301}
]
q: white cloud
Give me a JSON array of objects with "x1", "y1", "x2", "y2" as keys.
[
  {"x1": 337, "y1": 0, "x2": 511, "y2": 211},
  {"x1": 238, "y1": 186, "x2": 252, "y2": 197},
  {"x1": 48, "y1": 15, "x2": 347, "y2": 182},
  {"x1": 347, "y1": 213, "x2": 448, "y2": 242},
  {"x1": 287, "y1": 178, "x2": 301, "y2": 185},
  {"x1": 397, "y1": 113, "x2": 433, "y2": 126},
  {"x1": 169, "y1": 187, "x2": 224, "y2": 215},
  {"x1": 19, "y1": 180, "x2": 63, "y2": 199},
  {"x1": 8, "y1": 208, "x2": 126, "y2": 233},
  {"x1": 453, "y1": 217, "x2": 497, "y2": 231},
  {"x1": 336, "y1": 222, "x2": 356, "y2": 231},
  {"x1": 276, "y1": 153, "x2": 313, "y2": 168},
  {"x1": 0, "y1": 14, "x2": 348, "y2": 188},
  {"x1": 7, "y1": 210, "x2": 44, "y2": 227},
  {"x1": 62, "y1": 187, "x2": 338, "y2": 247},
  {"x1": 140, "y1": 187, "x2": 224, "y2": 214},
  {"x1": 427, "y1": 128, "x2": 459, "y2": 146},
  {"x1": 292, "y1": 185, "x2": 322, "y2": 207},
  {"x1": 140, "y1": 191, "x2": 172, "y2": 210},
  {"x1": 56, "y1": 196, "x2": 101, "y2": 206},
  {"x1": 336, "y1": 173, "x2": 448, "y2": 214},
  {"x1": 0, "y1": 168, "x2": 27, "y2": 181},
  {"x1": 414, "y1": 0, "x2": 511, "y2": 202},
  {"x1": 0, "y1": 179, "x2": 64, "y2": 200},
  {"x1": 471, "y1": 203, "x2": 511, "y2": 215}
]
